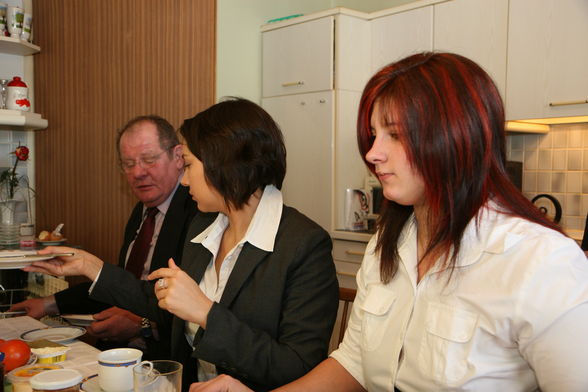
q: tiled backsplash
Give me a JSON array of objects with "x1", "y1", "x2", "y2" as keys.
[{"x1": 506, "y1": 123, "x2": 588, "y2": 233}]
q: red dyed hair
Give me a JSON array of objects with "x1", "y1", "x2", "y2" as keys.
[{"x1": 357, "y1": 52, "x2": 563, "y2": 283}]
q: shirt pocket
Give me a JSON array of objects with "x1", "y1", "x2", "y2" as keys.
[
  {"x1": 418, "y1": 302, "x2": 478, "y2": 384},
  {"x1": 359, "y1": 285, "x2": 396, "y2": 351}
]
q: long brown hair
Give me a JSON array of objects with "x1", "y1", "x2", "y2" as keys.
[{"x1": 357, "y1": 52, "x2": 563, "y2": 283}]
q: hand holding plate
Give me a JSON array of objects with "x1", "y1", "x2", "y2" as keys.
[{"x1": 23, "y1": 246, "x2": 104, "y2": 281}]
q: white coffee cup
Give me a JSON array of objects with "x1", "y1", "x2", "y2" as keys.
[{"x1": 98, "y1": 348, "x2": 143, "y2": 392}]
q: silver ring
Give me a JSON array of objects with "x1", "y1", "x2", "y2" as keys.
[{"x1": 158, "y1": 278, "x2": 166, "y2": 289}]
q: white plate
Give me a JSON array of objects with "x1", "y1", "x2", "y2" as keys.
[
  {"x1": 36, "y1": 238, "x2": 67, "y2": 246},
  {"x1": 62, "y1": 314, "x2": 95, "y2": 327},
  {"x1": 0, "y1": 253, "x2": 56, "y2": 269},
  {"x1": 21, "y1": 326, "x2": 86, "y2": 343}
]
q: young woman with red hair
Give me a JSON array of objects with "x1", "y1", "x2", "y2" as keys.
[{"x1": 189, "y1": 53, "x2": 588, "y2": 392}]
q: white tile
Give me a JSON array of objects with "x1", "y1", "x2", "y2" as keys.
[
  {"x1": 567, "y1": 150, "x2": 583, "y2": 171},
  {"x1": 552, "y1": 150, "x2": 567, "y2": 170},
  {"x1": 583, "y1": 127, "x2": 588, "y2": 147},
  {"x1": 584, "y1": 150, "x2": 588, "y2": 170},
  {"x1": 565, "y1": 194, "x2": 582, "y2": 216},
  {"x1": 510, "y1": 134, "x2": 524, "y2": 150},
  {"x1": 537, "y1": 150, "x2": 552, "y2": 170},
  {"x1": 523, "y1": 192, "x2": 534, "y2": 201},
  {"x1": 552, "y1": 193, "x2": 565, "y2": 218},
  {"x1": 538, "y1": 132, "x2": 552, "y2": 150},
  {"x1": 537, "y1": 172, "x2": 551, "y2": 192},
  {"x1": 551, "y1": 172, "x2": 566, "y2": 193},
  {"x1": 567, "y1": 172, "x2": 582, "y2": 193},
  {"x1": 583, "y1": 172, "x2": 588, "y2": 194},
  {"x1": 510, "y1": 150, "x2": 524, "y2": 162},
  {"x1": 524, "y1": 134, "x2": 540, "y2": 151},
  {"x1": 582, "y1": 195, "x2": 588, "y2": 216},
  {"x1": 569, "y1": 129, "x2": 584, "y2": 148},
  {"x1": 552, "y1": 130, "x2": 568, "y2": 148},
  {"x1": 0, "y1": 145, "x2": 12, "y2": 167},
  {"x1": 524, "y1": 150, "x2": 538, "y2": 170},
  {"x1": 522, "y1": 171, "x2": 537, "y2": 193},
  {"x1": 566, "y1": 216, "x2": 583, "y2": 231}
]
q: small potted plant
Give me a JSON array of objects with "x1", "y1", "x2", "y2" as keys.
[{"x1": 0, "y1": 144, "x2": 31, "y2": 225}]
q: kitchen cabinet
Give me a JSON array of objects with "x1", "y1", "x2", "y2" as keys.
[
  {"x1": 370, "y1": 0, "x2": 508, "y2": 97},
  {"x1": 262, "y1": 17, "x2": 333, "y2": 97},
  {"x1": 262, "y1": 11, "x2": 371, "y2": 240},
  {"x1": 434, "y1": 0, "x2": 508, "y2": 98},
  {"x1": 506, "y1": 0, "x2": 588, "y2": 120},
  {"x1": 371, "y1": 6, "x2": 433, "y2": 72},
  {"x1": 328, "y1": 238, "x2": 366, "y2": 353},
  {"x1": 261, "y1": 91, "x2": 333, "y2": 230},
  {"x1": 332, "y1": 239, "x2": 366, "y2": 290}
]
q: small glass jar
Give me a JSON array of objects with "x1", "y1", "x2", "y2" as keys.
[
  {"x1": 7, "y1": 364, "x2": 62, "y2": 392},
  {"x1": 30, "y1": 369, "x2": 82, "y2": 392}
]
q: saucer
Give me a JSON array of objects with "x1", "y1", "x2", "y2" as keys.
[{"x1": 81, "y1": 375, "x2": 131, "y2": 392}]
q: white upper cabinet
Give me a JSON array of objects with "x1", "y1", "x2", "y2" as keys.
[
  {"x1": 506, "y1": 0, "x2": 588, "y2": 120},
  {"x1": 433, "y1": 0, "x2": 508, "y2": 98},
  {"x1": 262, "y1": 17, "x2": 334, "y2": 97},
  {"x1": 262, "y1": 91, "x2": 334, "y2": 231},
  {"x1": 371, "y1": 6, "x2": 433, "y2": 72},
  {"x1": 335, "y1": 14, "x2": 371, "y2": 92}
]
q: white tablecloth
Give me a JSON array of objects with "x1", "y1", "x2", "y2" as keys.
[{"x1": 0, "y1": 316, "x2": 99, "y2": 377}]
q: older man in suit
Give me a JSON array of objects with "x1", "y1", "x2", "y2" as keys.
[{"x1": 11, "y1": 115, "x2": 197, "y2": 358}]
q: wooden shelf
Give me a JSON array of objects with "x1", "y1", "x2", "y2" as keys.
[
  {"x1": 0, "y1": 109, "x2": 48, "y2": 131},
  {"x1": 0, "y1": 36, "x2": 40, "y2": 56}
]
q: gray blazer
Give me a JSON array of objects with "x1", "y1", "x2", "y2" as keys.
[{"x1": 91, "y1": 205, "x2": 339, "y2": 391}]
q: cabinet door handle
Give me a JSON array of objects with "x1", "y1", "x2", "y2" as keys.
[
  {"x1": 345, "y1": 250, "x2": 364, "y2": 257},
  {"x1": 336, "y1": 270, "x2": 356, "y2": 278},
  {"x1": 281, "y1": 81, "x2": 304, "y2": 87},
  {"x1": 549, "y1": 99, "x2": 588, "y2": 107}
]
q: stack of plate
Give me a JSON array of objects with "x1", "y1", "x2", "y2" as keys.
[{"x1": 0, "y1": 223, "x2": 20, "y2": 245}]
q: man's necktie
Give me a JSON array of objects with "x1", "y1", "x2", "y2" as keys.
[{"x1": 125, "y1": 207, "x2": 158, "y2": 278}]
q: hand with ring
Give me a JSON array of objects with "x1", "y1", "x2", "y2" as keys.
[
  {"x1": 148, "y1": 258, "x2": 214, "y2": 328},
  {"x1": 158, "y1": 278, "x2": 167, "y2": 289}
]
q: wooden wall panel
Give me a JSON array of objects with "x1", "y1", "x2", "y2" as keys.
[{"x1": 32, "y1": 0, "x2": 215, "y2": 269}]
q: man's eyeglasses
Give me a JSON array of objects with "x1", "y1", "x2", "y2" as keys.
[{"x1": 119, "y1": 150, "x2": 170, "y2": 173}]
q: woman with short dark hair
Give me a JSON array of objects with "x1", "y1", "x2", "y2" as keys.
[
  {"x1": 188, "y1": 54, "x2": 588, "y2": 392},
  {"x1": 29, "y1": 97, "x2": 339, "y2": 391}
]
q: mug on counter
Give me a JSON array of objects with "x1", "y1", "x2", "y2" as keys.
[{"x1": 98, "y1": 348, "x2": 143, "y2": 392}]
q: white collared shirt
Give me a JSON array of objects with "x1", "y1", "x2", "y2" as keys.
[
  {"x1": 185, "y1": 185, "x2": 283, "y2": 380},
  {"x1": 331, "y1": 203, "x2": 588, "y2": 391}
]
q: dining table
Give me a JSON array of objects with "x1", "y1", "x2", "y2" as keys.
[{"x1": 0, "y1": 315, "x2": 100, "y2": 378}]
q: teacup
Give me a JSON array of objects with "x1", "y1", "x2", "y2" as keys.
[{"x1": 98, "y1": 348, "x2": 143, "y2": 392}]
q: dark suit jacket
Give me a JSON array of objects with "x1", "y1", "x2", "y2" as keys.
[
  {"x1": 54, "y1": 185, "x2": 197, "y2": 357},
  {"x1": 91, "y1": 205, "x2": 339, "y2": 391}
]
